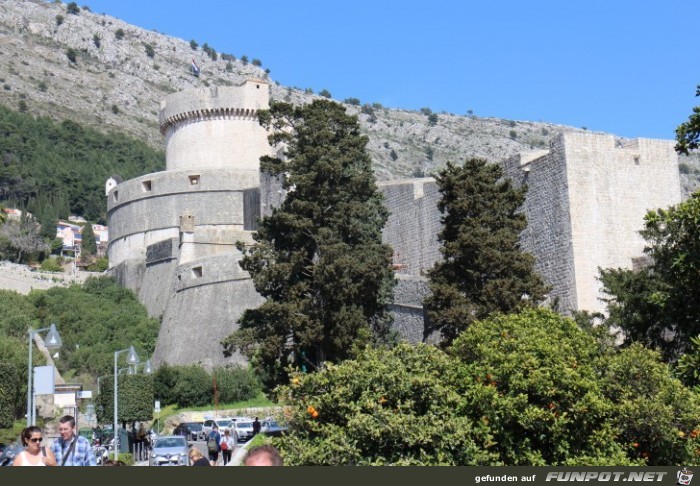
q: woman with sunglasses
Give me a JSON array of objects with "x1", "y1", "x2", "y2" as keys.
[{"x1": 12, "y1": 426, "x2": 57, "y2": 466}]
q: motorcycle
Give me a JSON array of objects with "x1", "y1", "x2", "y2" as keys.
[{"x1": 93, "y1": 437, "x2": 114, "y2": 465}]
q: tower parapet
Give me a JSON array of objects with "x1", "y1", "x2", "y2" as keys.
[{"x1": 159, "y1": 79, "x2": 271, "y2": 171}]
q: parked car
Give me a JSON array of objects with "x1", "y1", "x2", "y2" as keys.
[
  {"x1": 173, "y1": 422, "x2": 202, "y2": 442},
  {"x1": 149, "y1": 436, "x2": 190, "y2": 466},
  {"x1": 201, "y1": 419, "x2": 233, "y2": 440},
  {"x1": 260, "y1": 419, "x2": 289, "y2": 437},
  {"x1": 1, "y1": 441, "x2": 25, "y2": 466},
  {"x1": 185, "y1": 422, "x2": 203, "y2": 442},
  {"x1": 231, "y1": 420, "x2": 255, "y2": 443}
]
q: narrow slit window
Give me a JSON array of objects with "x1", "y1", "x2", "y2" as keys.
[
  {"x1": 113, "y1": 191, "x2": 119, "y2": 202},
  {"x1": 189, "y1": 175, "x2": 200, "y2": 185},
  {"x1": 142, "y1": 180, "x2": 152, "y2": 192},
  {"x1": 192, "y1": 266, "x2": 203, "y2": 278}
]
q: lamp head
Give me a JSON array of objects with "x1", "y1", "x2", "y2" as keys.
[
  {"x1": 143, "y1": 359, "x2": 153, "y2": 374},
  {"x1": 44, "y1": 323, "x2": 62, "y2": 350},
  {"x1": 126, "y1": 346, "x2": 140, "y2": 365}
]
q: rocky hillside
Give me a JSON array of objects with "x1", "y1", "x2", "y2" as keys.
[{"x1": 1, "y1": 0, "x2": 698, "y2": 193}]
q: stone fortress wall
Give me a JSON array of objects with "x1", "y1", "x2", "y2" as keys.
[
  {"x1": 503, "y1": 133, "x2": 681, "y2": 314},
  {"x1": 107, "y1": 79, "x2": 272, "y2": 368},
  {"x1": 108, "y1": 80, "x2": 683, "y2": 368}
]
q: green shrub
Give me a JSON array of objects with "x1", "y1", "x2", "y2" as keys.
[
  {"x1": 66, "y1": 48, "x2": 77, "y2": 64},
  {"x1": 344, "y1": 98, "x2": 360, "y2": 106},
  {"x1": 40, "y1": 258, "x2": 63, "y2": 273},
  {"x1": 189, "y1": 40, "x2": 198, "y2": 50},
  {"x1": 213, "y1": 366, "x2": 261, "y2": 404},
  {"x1": 87, "y1": 257, "x2": 108, "y2": 272},
  {"x1": 66, "y1": 2, "x2": 80, "y2": 15},
  {"x1": 115, "y1": 28, "x2": 124, "y2": 40},
  {"x1": 276, "y1": 309, "x2": 700, "y2": 466},
  {"x1": 116, "y1": 453, "x2": 134, "y2": 466},
  {"x1": 55, "y1": 15, "x2": 64, "y2": 26},
  {"x1": 171, "y1": 365, "x2": 212, "y2": 407},
  {"x1": 252, "y1": 58, "x2": 262, "y2": 67},
  {"x1": 144, "y1": 43, "x2": 155, "y2": 58}
]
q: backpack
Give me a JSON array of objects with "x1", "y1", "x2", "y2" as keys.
[
  {"x1": 207, "y1": 433, "x2": 218, "y2": 453},
  {"x1": 220, "y1": 438, "x2": 228, "y2": 451}
]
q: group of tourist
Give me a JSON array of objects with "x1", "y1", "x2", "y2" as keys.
[{"x1": 12, "y1": 414, "x2": 282, "y2": 467}]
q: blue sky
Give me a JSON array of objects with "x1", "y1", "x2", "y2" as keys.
[{"x1": 82, "y1": 0, "x2": 698, "y2": 140}]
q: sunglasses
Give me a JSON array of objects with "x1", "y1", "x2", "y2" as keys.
[{"x1": 29, "y1": 438, "x2": 43, "y2": 443}]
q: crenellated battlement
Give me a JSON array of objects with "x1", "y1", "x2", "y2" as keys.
[{"x1": 159, "y1": 79, "x2": 270, "y2": 133}]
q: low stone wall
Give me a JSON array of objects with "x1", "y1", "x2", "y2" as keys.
[{"x1": 0, "y1": 261, "x2": 92, "y2": 295}]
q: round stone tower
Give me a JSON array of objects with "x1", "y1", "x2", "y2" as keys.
[
  {"x1": 160, "y1": 79, "x2": 271, "y2": 171},
  {"x1": 106, "y1": 79, "x2": 272, "y2": 369}
]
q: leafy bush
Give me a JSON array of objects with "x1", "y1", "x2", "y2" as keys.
[
  {"x1": 66, "y1": 2, "x2": 80, "y2": 15},
  {"x1": 172, "y1": 365, "x2": 212, "y2": 407},
  {"x1": 428, "y1": 113, "x2": 439, "y2": 126},
  {"x1": 40, "y1": 258, "x2": 63, "y2": 272},
  {"x1": 275, "y1": 309, "x2": 700, "y2": 465},
  {"x1": 66, "y1": 48, "x2": 77, "y2": 64},
  {"x1": 344, "y1": 98, "x2": 360, "y2": 106},
  {"x1": 189, "y1": 40, "x2": 198, "y2": 50},
  {"x1": 115, "y1": 28, "x2": 124, "y2": 40},
  {"x1": 276, "y1": 343, "x2": 496, "y2": 465},
  {"x1": 318, "y1": 89, "x2": 331, "y2": 98},
  {"x1": 144, "y1": 43, "x2": 155, "y2": 58},
  {"x1": 87, "y1": 257, "x2": 108, "y2": 272},
  {"x1": 55, "y1": 15, "x2": 64, "y2": 26},
  {"x1": 213, "y1": 366, "x2": 261, "y2": 404},
  {"x1": 96, "y1": 374, "x2": 154, "y2": 424},
  {"x1": 25, "y1": 276, "x2": 159, "y2": 377},
  {"x1": 0, "y1": 362, "x2": 21, "y2": 428},
  {"x1": 252, "y1": 58, "x2": 262, "y2": 67},
  {"x1": 93, "y1": 34, "x2": 101, "y2": 49}
]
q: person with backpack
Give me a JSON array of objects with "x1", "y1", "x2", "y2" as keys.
[
  {"x1": 206, "y1": 425, "x2": 221, "y2": 466},
  {"x1": 220, "y1": 429, "x2": 235, "y2": 465}
]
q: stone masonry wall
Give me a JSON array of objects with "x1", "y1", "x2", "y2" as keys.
[
  {"x1": 502, "y1": 140, "x2": 577, "y2": 313},
  {"x1": 152, "y1": 253, "x2": 265, "y2": 369},
  {"x1": 564, "y1": 134, "x2": 681, "y2": 313},
  {"x1": 378, "y1": 178, "x2": 442, "y2": 276}
]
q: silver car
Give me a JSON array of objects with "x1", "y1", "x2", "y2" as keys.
[
  {"x1": 149, "y1": 436, "x2": 190, "y2": 466},
  {"x1": 232, "y1": 421, "x2": 255, "y2": 442}
]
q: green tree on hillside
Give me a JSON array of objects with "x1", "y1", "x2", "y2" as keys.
[
  {"x1": 676, "y1": 84, "x2": 700, "y2": 154},
  {"x1": 0, "y1": 106, "x2": 164, "y2": 222},
  {"x1": 222, "y1": 100, "x2": 395, "y2": 390},
  {"x1": 423, "y1": 159, "x2": 548, "y2": 344},
  {"x1": 80, "y1": 222, "x2": 96, "y2": 259},
  {"x1": 600, "y1": 192, "x2": 700, "y2": 361}
]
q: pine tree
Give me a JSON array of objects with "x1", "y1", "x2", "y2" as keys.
[
  {"x1": 424, "y1": 159, "x2": 549, "y2": 344},
  {"x1": 223, "y1": 99, "x2": 395, "y2": 390}
]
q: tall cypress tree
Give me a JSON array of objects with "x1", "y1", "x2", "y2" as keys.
[
  {"x1": 424, "y1": 159, "x2": 549, "y2": 344},
  {"x1": 80, "y1": 221, "x2": 97, "y2": 258},
  {"x1": 223, "y1": 100, "x2": 395, "y2": 390}
]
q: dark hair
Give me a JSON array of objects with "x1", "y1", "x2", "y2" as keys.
[
  {"x1": 21, "y1": 426, "x2": 43, "y2": 446},
  {"x1": 59, "y1": 415, "x2": 76, "y2": 428},
  {"x1": 243, "y1": 445, "x2": 284, "y2": 466},
  {"x1": 102, "y1": 459, "x2": 127, "y2": 466}
]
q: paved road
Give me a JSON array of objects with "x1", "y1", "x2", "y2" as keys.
[{"x1": 135, "y1": 438, "x2": 251, "y2": 467}]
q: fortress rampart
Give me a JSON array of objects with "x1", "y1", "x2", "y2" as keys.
[
  {"x1": 107, "y1": 80, "x2": 272, "y2": 368},
  {"x1": 108, "y1": 81, "x2": 684, "y2": 368},
  {"x1": 502, "y1": 133, "x2": 681, "y2": 314}
]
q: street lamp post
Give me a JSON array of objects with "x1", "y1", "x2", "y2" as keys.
[
  {"x1": 27, "y1": 323, "x2": 62, "y2": 426},
  {"x1": 113, "y1": 346, "x2": 139, "y2": 461}
]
